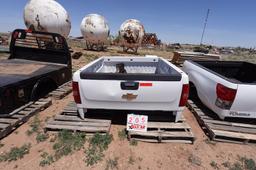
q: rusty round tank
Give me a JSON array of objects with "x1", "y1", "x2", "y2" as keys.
[
  {"x1": 23, "y1": 0, "x2": 71, "y2": 38},
  {"x1": 119, "y1": 19, "x2": 145, "y2": 52},
  {"x1": 80, "y1": 14, "x2": 110, "y2": 50}
]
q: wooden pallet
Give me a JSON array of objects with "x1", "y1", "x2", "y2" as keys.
[
  {"x1": 49, "y1": 81, "x2": 72, "y2": 100},
  {"x1": 45, "y1": 102, "x2": 111, "y2": 134},
  {"x1": 128, "y1": 118, "x2": 195, "y2": 144},
  {"x1": 171, "y1": 51, "x2": 221, "y2": 65},
  {"x1": 0, "y1": 98, "x2": 52, "y2": 139},
  {"x1": 187, "y1": 99, "x2": 256, "y2": 144}
]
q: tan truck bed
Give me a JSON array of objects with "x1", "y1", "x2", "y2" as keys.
[{"x1": 0, "y1": 62, "x2": 45, "y2": 75}]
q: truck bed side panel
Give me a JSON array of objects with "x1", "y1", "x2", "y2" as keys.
[
  {"x1": 230, "y1": 85, "x2": 256, "y2": 118},
  {"x1": 183, "y1": 61, "x2": 238, "y2": 118}
]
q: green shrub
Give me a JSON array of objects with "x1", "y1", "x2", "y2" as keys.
[
  {"x1": 85, "y1": 133, "x2": 113, "y2": 166},
  {"x1": 0, "y1": 143, "x2": 31, "y2": 162},
  {"x1": 53, "y1": 130, "x2": 86, "y2": 160}
]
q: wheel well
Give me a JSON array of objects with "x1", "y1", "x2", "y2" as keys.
[
  {"x1": 189, "y1": 81, "x2": 198, "y2": 99},
  {"x1": 31, "y1": 78, "x2": 57, "y2": 101}
]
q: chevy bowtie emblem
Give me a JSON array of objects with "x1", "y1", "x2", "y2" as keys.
[{"x1": 122, "y1": 93, "x2": 138, "y2": 101}]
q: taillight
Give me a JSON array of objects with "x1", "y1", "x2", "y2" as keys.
[
  {"x1": 72, "y1": 81, "x2": 81, "y2": 104},
  {"x1": 179, "y1": 84, "x2": 189, "y2": 107},
  {"x1": 216, "y1": 83, "x2": 237, "y2": 109},
  {"x1": 12, "y1": 31, "x2": 19, "y2": 39},
  {"x1": 58, "y1": 36, "x2": 63, "y2": 43},
  {"x1": 25, "y1": 29, "x2": 33, "y2": 33}
]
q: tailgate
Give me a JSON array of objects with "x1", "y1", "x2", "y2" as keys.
[
  {"x1": 79, "y1": 80, "x2": 182, "y2": 107},
  {"x1": 230, "y1": 84, "x2": 256, "y2": 117}
]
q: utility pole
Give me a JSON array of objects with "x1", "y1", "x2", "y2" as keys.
[{"x1": 200, "y1": 9, "x2": 210, "y2": 45}]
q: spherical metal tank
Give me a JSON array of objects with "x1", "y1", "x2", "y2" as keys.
[
  {"x1": 80, "y1": 14, "x2": 110, "y2": 46},
  {"x1": 119, "y1": 19, "x2": 145, "y2": 52},
  {"x1": 23, "y1": 0, "x2": 71, "y2": 38}
]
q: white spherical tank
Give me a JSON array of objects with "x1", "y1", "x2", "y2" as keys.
[
  {"x1": 119, "y1": 19, "x2": 145, "y2": 52},
  {"x1": 80, "y1": 14, "x2": 110, "y2": 47},
  {"x1": 23, "y1": 0, "x2": 71, "y2": 38}
]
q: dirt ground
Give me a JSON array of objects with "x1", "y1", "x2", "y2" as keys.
[{"x1": 0, "y1": 46, "x2": 256, "y2": 170}]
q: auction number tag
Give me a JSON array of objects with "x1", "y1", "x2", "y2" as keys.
[{"x1": 127, "y1": 114, "x2": 148, "y2": 132}]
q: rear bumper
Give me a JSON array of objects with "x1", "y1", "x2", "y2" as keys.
[
  {"x1": 77, "y1": 101, "x2": 183, "y2": 112},
  {"x1": 77, "y1": 103, "x2": 184, "y2": 122}
]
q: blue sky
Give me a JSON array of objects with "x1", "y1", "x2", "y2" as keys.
[{"x1": 0, "y1": 0, "x2": 256, "y2": 47}]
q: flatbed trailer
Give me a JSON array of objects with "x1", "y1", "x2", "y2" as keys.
[{"x1": 0, "y1": 29, "x2": 72, "y2": 116}]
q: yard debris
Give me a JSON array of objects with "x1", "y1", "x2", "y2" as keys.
[
  {"x1": 72, "y1": 52, "x2": 83, "y2": 59},
  {"x1": 171, "y1": 51, "x2": 221, "y2": 64}
]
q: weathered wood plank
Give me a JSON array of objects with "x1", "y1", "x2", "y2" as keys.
[
  {"x1": 212, "y1": 129, "x2": 256, "y2": 141},
  {"x1": 12, "y1": 114, "x2": 26, "y2": 119},
  {"x1": 128, "y1": 118, "x2": 194, "y2": 144},
  {"x1": 147, "y1": 122, "x2": 191, "y2": 129},
  {"x1": 23, "y1": 107, "x2": 35, "y2": 111},
  {"x1": 0, "y1": 98, "x2": 52, "y2": 139},
  {"x1": 204, "y1": 119, "x2": 256, "y2": 129},
  {"x1": 8, "y1": 102, "x2": 33, "y2": 116},
  {"x1": 45, "y1": 124, "x2": 109, "y2": 132},
  {"x1": 208, "y1": 124, "x2": 256, "y2": 135},
  {"x1": 47, "y1": 119, "x2": 111, "y2": 127},
  {"x1": 54, "y1": 115, "x2": 111, "y2": 124},
  {"x1": 0, "y1": 123, "x2": 10, "y2": 129},
  {"x1": 45, "y1": 102, "x2": 111, "y2": 134},
  {"x1": 213, "y1": 138, "x2": 250, "y2": 144},
  {"x1": 129, "y1": 131, "x2": 193, "y2": 138},
  {"x1": 62, "y1": 110, "x2": 78, "y2": 113},
  {"x1": 130, "y1": 138, "x2": 193, "y2": 144},
  {"x1": 55, "y1": 89, "x2": 68, "y2": 92},
  {"x1": 38, "y1": 98, "x2": 51, "y2": 102},
  {"x1": 200, "y1": 115, "x2": 214, "y2": 120},
  {"x1": 64, "y1": 106, "x2": 77, "y2": 110},
  {"x1": 17, "y1": 111, "x2": 31, "y2": 115},
  {"x1": 187, "y1": 98, "x2": 256, "y2": 144},
  {"x1": 0, "y1": 118, "x2": 17, "y2": 124},
  {"x1": 48, "y1": 81, "x2": 72, "y2": 100}
]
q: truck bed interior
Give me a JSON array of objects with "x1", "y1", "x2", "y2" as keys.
[
  {"x1": 97, "y1": 62, "x2": 157, "y2": 74},
  {"x1": 87, "y1": 57, "x2": 178, "y2": 74},
  {"x1": 80, "y1": 57, "x2": 182, "y2": 81},
  {"x1": 0, "y1": 60, "x2": 45, "y2": 75},
  {"x1": 196, "y1": 61, "x2": 256, "y2": 83}
]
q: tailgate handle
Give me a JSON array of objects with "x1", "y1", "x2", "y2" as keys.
[{"x1": 121, "y1": 82, "x2": 139, "y2": 90}]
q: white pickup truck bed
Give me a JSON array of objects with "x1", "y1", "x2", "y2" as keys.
[
  {"x1": 73, "y1": 56, "x2": 189, "y2": 122},
  {"x1": 183, "y1": 60, "x2": 256, "y2": 120}
]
